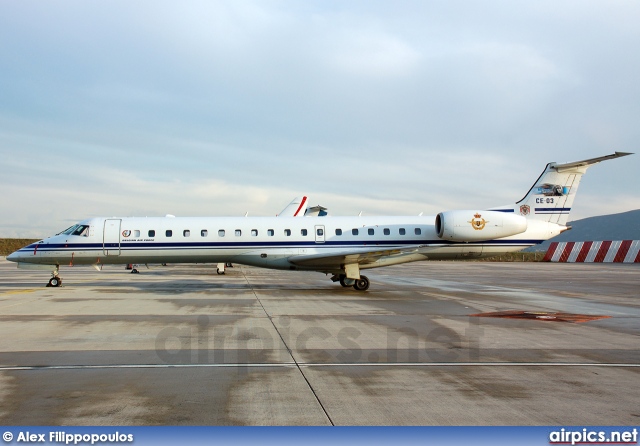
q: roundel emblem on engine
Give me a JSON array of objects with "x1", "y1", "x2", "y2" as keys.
[
  {"x1": 468, "y1": 213, "x2": 488, "y2": 231},
  {"x1": 122, "y1": 230, "x2": 131, "y2": 238}
]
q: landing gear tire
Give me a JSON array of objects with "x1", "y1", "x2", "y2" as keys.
[
  {"x1": 131, "y1": 268, "x2": 139, "y2": 274},
  {"x1": 353, "y1": 275, "x2": 370, "y2": 291},
  {"x1": 339, "y1": 275, "x2": 349, "y2": 287},
  {"x1": 48, "y1": 277, "x2": 61, "y2": 287},
  {"x1": 217, "y1": 268, "x2": 225, "y2": 275}
]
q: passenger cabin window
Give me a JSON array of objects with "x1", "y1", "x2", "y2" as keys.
[
  {"x1": 218, "y1": 230, "x2": 225, "y2": 237},
  {"x1": 166, "y1": 230, "x2": 173, "y2": 237},
  {"x1": 149, "y1": 230, "x2": 155, "y2": 237},
  {"x1": 134, "y1": 230, "x2": 141, "y2": 238},
  {"x1": 317, "y1": 228, "x2": 324, "y2": 236},
  {"x1": 251, "y1": 229, "x2": 258, "y2": 236},
  {"x1": 352, "y1": 229, "x2": 359, "y2": 236},
  {"x1": 284, "y1": 229, "x2": 291, "y2": 236},
  {"x1": 399, "y1": 228, "x2": 406, "y2": 235},
  {"x1": 415, "y1": 228, "x2": 422, "y2": 235},
  {"x1": 368, "y1": 228, "x2": 374, "y2": 235},
  {"x1": 383, "y1": 228, "x2": 390, "y2": 235},
  {"x1": 235, "y1": 229, "x2": 242, "y2": 236},
  {"x1": 201, "y1": 230, "x2": 208, "y2": 237},
  {"x1": 267, "y1": 229, "x2": 274, "y2": 236},
  {"x1": 301, "y1": 229, "x2": 308, "y2": 236},
  {"x1": 183, "y1": 230, "x2": 190, "y2": 237},
  {"x1": 335, "y1": 228, "x2": 342, "y2": 236}
]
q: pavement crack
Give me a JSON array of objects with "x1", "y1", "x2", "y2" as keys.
[{"x1": 240, "y1": 267, "x2": 335, "y2": 426}]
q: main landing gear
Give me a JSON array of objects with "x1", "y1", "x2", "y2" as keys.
[
  {"x1": 336, "y1": 274, "x2": 370, "y2": 291},
  {"x1": 353, "y1": 276, "x2": 370, "y2": 291},
  {"x1": 216, "y1": 262, "x2": 234, "y2": 275}
]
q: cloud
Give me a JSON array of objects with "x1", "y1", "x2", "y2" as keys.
[{"x1": 325, "y1": 30, "x2": 421, "y2": 78}]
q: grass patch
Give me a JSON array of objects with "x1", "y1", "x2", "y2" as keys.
[{"x1": 474, "y1": 252, "x2": 544, "y2": 262}]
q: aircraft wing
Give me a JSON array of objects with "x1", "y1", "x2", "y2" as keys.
[
  {"x1": 278, "y1": 196, "x2": 308, "y2": 217},
  {"x1": 287, "y1": 244, "x2": 432, "y2": 269}
]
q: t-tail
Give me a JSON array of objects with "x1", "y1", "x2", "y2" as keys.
[{"x1": 501, "y1": 152, "x2": 632, "y2": 225}]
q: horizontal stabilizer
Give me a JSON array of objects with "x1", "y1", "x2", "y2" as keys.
[{"x1": 554, "y1": 152, "x2": 633, "y2": 172}]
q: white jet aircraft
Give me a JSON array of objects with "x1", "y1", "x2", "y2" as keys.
[{"x1": 7, "y1": 152, "x2": 631, "y2": 290}]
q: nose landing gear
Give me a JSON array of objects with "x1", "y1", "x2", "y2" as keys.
[{"x1": 47, "y1": 268, "x2": 62, "y2": 287}]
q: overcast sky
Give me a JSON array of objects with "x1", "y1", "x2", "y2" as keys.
[{"x1": 1, "y1": 1, "x2": 638, "y2": 238}]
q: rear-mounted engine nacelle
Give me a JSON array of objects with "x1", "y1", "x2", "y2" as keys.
[{"x1": 435, "y1": 210, "x2": 527, "y2": 242}]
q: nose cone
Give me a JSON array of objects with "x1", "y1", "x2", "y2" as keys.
[{"x1": 6, "y1": 251, "x2": 19, "y2": 262}]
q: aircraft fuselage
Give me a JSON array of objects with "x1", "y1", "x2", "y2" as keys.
[{"x1": 8, "y1": 215, "x2": 542, "y2": 273}]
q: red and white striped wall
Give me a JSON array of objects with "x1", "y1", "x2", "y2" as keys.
[{"x1": 543, "y1": 240, "x2": 640, "y2": 263}]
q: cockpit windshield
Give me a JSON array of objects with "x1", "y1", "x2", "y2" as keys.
[{"x1": 58, "y1": 224, "x2": 90, "y2": 237}]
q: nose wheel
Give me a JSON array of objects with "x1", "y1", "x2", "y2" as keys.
[{"x1": 47, "y1": 270, "x2": 62, "y2": 287}]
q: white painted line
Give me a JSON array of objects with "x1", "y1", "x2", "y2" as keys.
[
  {"x1": 0, "y1": 363, "x2": 297, "y2": 371},
  {"x1": 551, "y1": 242, "x2": 566, "y2": 262},
  {"x1": 604, "y1": 241, "x2": 621, "y2": 263},
  {"x1": 1, "y1": 362, "x2": 639, "y2": 371},
  {"x1": 567, "y1": 242, "x2": 583, "y2": 263},
  {"x1": 625, "y1": 241, "x2": 640, "y2": 263},
  {"x1": 585, "y1": 241, "x2": 602, "y2": 263},
  {"x1": 301, "y1": 362, "x2": 640, "y2": 367}
]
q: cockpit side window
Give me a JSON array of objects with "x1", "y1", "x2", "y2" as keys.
[
  {"x1": 60, "y1": 225, "x2": 78, "y2": 235},
  {"x1": 71, "y1": 225, "x2": 90, "y2": 237},
  {"x1": 60, "y1": 225, "x2": 89, "y2": 236}
]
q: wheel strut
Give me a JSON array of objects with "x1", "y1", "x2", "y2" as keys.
[{"x1": 47, "y1": 268, "x2": 62, "y2": 287}]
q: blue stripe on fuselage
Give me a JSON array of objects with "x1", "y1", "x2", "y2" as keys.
[{"x1": 17, "y1": 239, "x2": 544, "y2": 254}]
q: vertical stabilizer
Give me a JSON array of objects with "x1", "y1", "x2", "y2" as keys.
[{"x1": 514, "y1": 152, "x2": 632, "y2": 225}]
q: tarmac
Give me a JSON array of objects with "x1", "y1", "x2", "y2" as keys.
[{"x1": 0, "y1": 258, "x2": 638, "y2": 425}]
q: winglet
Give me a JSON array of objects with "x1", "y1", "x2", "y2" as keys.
[{"x1": 278, "y1": 196, "x2": 308, "y2": 217}]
